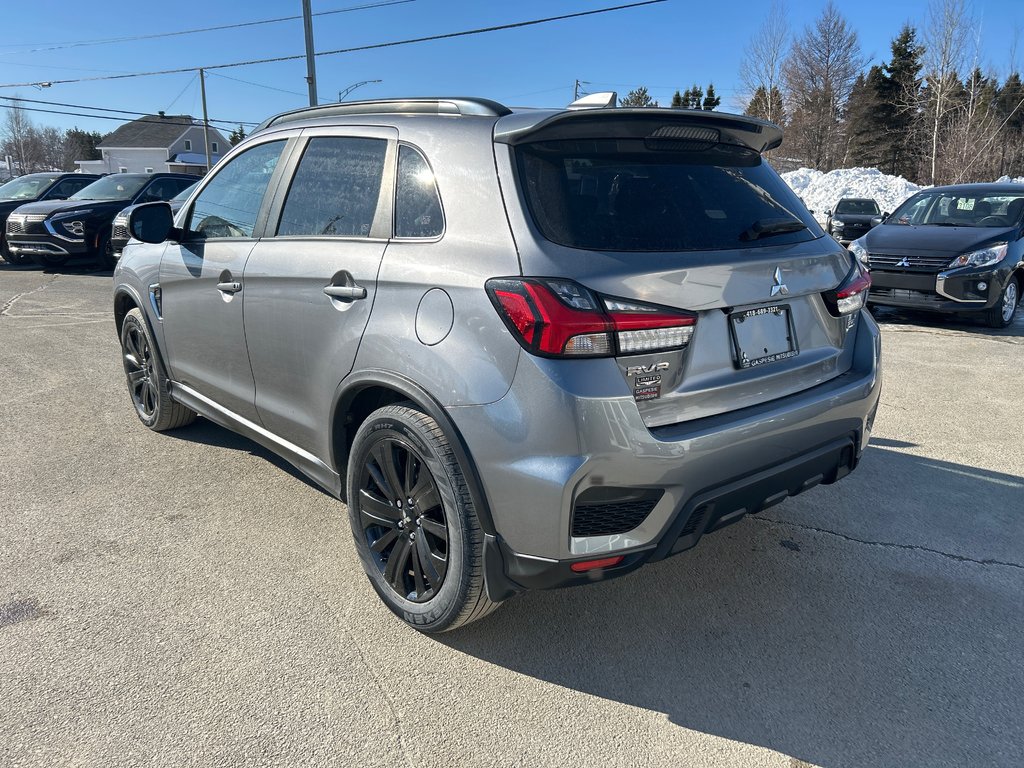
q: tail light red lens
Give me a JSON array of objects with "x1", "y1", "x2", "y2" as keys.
[
  {"x1": 486, "y1": 278, "x2": 696, "y2": 358},
  {"x1": 823, "y1": 261, "x2": 872, "y2": 316}
]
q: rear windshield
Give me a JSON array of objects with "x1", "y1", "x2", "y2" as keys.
[
  {"x1": 835, "y1": 199, "x2": 879, "y2": 215},
  {"x1": 515, "y1": 140, "x2": 819, "y2": 252}
]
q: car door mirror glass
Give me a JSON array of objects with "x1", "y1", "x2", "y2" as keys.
[{"x1": 128, "y1": 202, "x2": 175, "y2": 243}]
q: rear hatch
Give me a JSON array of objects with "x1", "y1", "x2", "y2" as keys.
[{"x1": 493, "y1": 109, "x2": 861, "y2": 428}]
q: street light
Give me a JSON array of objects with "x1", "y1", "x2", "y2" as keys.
[{"x1": 338, "y1": 80, "x2": 382, "y2": 101}]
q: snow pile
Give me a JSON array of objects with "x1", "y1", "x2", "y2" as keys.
[
  {"x1": 782, "y1": 167, "x2": 922, "y2": 220},
  {"x1": 995, "y1": 175, "x2": 1024, "y2": 184}
]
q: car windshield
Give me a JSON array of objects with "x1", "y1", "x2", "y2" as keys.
[
  {"x1": 70, "y1": 174, "x2": 150, "y2": 201},
  {"x1": 171, "y1": 182, "x2": 198, "y2": 202},
  {"x1": 0, "y1": 174, "x2": 59, "y2": 200},
  {"x1": 888, "y1": 190, "x2": 1024, "y2": 227},
  {"x1": 516, "y1": 140, "x2": 817, "y2": 252},
  {"x1": 835, "y1": 199, "x2": 879, "y2": 215}
]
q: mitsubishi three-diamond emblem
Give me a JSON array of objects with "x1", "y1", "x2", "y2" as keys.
[{"x1": 770, "y1": 266, "x2": 789, "y2": 297}]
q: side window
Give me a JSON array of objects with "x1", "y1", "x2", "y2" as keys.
[
  {"x1": 395, "y1": 145, "x2": 443, "y2": 238},
  {"x1": 49, "y1": 179, "x2": 85, "y2": 198},
  {"x1": 277, "y1": 136, "x2": 387, "y2": 237},
  {"x1": 170, "y1": 178, "x2": 194, "y2": 196},
  {"x1": 189, "y1": 140, "x2": 286, "y2": 239}
]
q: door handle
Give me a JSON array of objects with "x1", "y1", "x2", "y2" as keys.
[
  {"x1": 323, "y1": 284, "x2": 367, "y2": 300},
  {"x1": 217, "y1": 281, "x2": 242, "y2": 293}
]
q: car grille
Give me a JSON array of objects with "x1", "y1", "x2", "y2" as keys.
[
  {"x1": 571, "y1": 495, "x2": 660, "y2": 537},
  {"x1": 5, "y1": 214, "x2": 47, "y2": 236},
  {"x1": 867, "y1": 253, "x2": 952, "y2": 272},
  {"x1": 841, "y1": 224, "x2": 870, "y2": 238},
  {"x1": 869, "y1": 287, "x2": 945, "y2": 305},
  {"x1": 111, "y1": 219, "x2": 129, "y2": 245}
]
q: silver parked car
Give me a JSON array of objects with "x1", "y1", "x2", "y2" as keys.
[{"x1": 113, "y1": 95, "x2": 881, "y2": 632}]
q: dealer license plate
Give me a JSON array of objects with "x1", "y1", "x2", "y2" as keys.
[{"x1": 729, "y1": 305, "x2": 797, "y2": 369}]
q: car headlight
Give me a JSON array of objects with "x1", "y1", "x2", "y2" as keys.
[
  {"x1": 848, "y1": 238, "x2": 869, "y2": 268},
  {"x1": 832, "y1": 220, "x2": 845, "y2": 229},
  {"x1": 948, "y1": 242, "x2": 1008, "y2": 268}
]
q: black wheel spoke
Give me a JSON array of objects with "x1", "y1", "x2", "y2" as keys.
[
  {"x1": 371, "y1": 443, "x2": 403, "y2": 502},
  {"x1": 420, "y1": 517, "x2": 448, "y2": 543},
  {"x1": 409, "y1": 538, "x2": 427, "y2": 597},
  {"x1": 358, "y1": 490, "x2": 402, "y2": 528},
  {"x1": 127, "y1": 369, "x2": 146, "y2": 384},
  {"x1": 369, "y1": 527, "x2": 400, "y2": 554},
  {"x1": 403, "y1": 453, "x2": 417, "y2": 498},
  {"x1": 383, "y1": 536, "x2": 412, "y2": 592},
  {"x1": 412, "y1": 483, "x2": 441, "y2": 514},
  {"x1": 415, "y1": 533, "x2": 442, "y2": 588}
]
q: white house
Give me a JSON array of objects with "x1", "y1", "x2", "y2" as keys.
[{"x1": 76, "y1": 113, "x2": 228, "y2": 176}]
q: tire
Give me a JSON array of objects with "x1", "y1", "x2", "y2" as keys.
[
  {"x1": 97, "y1": 231, "x2": 117, "y2": 270},
  {"x1": 985, "y1": 276, "x2": 1019, "y2": 329},
  {"x1": 346, "y1": 404, "x2": 500, "y2": 632},
  {"x1": 1, "y1": 236, "x2": 25, "y2": 265},
  {"x1": 120, "y1": 308, "x2": 197, "y2": 431}
]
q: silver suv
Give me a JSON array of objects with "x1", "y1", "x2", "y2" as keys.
[{"x1": 113, "y1": 95, "x2": 881, "y2": 632}]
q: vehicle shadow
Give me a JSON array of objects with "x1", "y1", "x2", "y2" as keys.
[
  {"x1": 163, "y1": 416, "x2": 333, "y2": 497},
  {"x1": 871, "y1": 303, "x2": 1024, "y2": 338},
  {"x1": 440, "y1": 446, "x2": 1024, "y2": 767}
]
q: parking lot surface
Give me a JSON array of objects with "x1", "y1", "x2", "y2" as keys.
[{"x1": 1, "y1": 264, "x2": 1022, "y2": 768}]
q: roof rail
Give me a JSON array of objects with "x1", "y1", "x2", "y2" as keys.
[{"x1": 255, "y1": 97, "x2": 512, "y2": 131}]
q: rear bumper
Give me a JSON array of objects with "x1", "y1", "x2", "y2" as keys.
[{"x1": 453, "y1": 309, "x2": 882, "y2": 591}]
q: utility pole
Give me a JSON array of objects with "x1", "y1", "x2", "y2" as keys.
[
  {"x1": 574, "y1": 79, "x2": 581, "y2": 101},
  {"x1": 199, "y1": 68, "x2": 212, "y2": 173},
  {"x1": 302, "y1": 0, "x2": 318, "y2": 106}
]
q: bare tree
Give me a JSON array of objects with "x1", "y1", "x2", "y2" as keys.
[
  {"x1": 922, "y1": 0, "x2": 974, "y2": 184},
  {"x1": 2, "y1": 99, "x2": 38, "y2": 173},
  {"x1": 739, "y1": 0, "x2": 790, "y2": 125},
  {"x1": 782, "y1": 1, "x2": 864, "y2": 170}
]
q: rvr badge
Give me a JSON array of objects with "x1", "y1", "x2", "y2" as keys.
[{"x1": 626, "y1": 361, "x2": 670, "y2": 377}]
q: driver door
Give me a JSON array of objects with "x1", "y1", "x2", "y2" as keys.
[{"x1": 159, "y1": 137, "x2": 294, "y2": 422}]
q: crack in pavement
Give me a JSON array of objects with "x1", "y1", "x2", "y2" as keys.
[
  {"x1": 338, "y1": 598, "x2": 418, "y2": 768},
  {"x1": 752, "y1": 515, "x2": 1024, "y2": 571},
  {"x1": 1, "y1": 273, "x2": 59, "y2": 317}
]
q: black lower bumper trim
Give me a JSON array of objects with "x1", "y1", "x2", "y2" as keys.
[{"x1": 490, "y1": 433, "x2": 860, "y2": 595}]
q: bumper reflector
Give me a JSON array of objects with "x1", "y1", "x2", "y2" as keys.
[{"x1": 570, "y1": 556, "x2": 625, "y2": 573}]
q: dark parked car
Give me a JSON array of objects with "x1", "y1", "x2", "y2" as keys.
[
  {"x1": 5, "y1": 173, "x2": 195, "y2": 268},
  {"x1": 851, "y1": 183, "x2": 1024, "y2": 327},
  {"x1": 113, "y1": 95, "x2": 880, "y2": 632},
  {"x1": 111, "y1": 181, "x2": 198, "y2": 255},
  {"x1": 0, "y1": 172, "x2": 101, "y2": 264},
  {"x1": 825, "y1": 198, "x2": 883, "y2": 245}
]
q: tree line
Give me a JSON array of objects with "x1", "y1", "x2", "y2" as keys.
[{"x1": 740, "y1": 0, "x2": 1024, "y2": 184}]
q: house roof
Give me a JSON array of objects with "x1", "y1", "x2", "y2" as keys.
[{"x1": 99, "y1": 114, "x2": 200, "y2": 149}]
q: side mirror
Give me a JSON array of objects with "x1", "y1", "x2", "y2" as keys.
[
  {"x1": 870, "y1": 215, "x2": 885, "y2": 227},
  {"x1": 127, "y1": 201, "x2": 178, "y2": 244},
  {"x1": 825, "y1": 209, "x2": 832, "y2": 216}
]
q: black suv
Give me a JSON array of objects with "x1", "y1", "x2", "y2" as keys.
[
  {"x1": 1, "y1": 172, "x2": 101, "y2": 265},
  {"x1": 5, "y1": 173, "x2": 195, "y2": 268},
  {"x1": 826, "y1": 198, "x2": 882, "y2": 245}
]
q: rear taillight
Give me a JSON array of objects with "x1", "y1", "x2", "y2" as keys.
[
  {"x1": 823, "y1": 262, "x2": 872, "y2": 316},
  {"x1": 486, "y1": 278, "x2": 697, "y2": 358}
]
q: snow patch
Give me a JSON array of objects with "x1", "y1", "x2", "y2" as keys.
[
  {"x1": 995, "y1": 175, "x2": 1024, "y2": 184},
  {"x1": 782, "y1": 167, "x2": 922, "y2": 222}
]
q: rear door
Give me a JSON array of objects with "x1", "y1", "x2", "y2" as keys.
[
  {"x1": 159, "y1": 137, "x2": 292, "y2": 421},
  {"x1": 242, "y1": 127, "x2": 395, "y2": 457},
  {"x1": 502, "y1": 130, "x2": 857, "y2": 427}
]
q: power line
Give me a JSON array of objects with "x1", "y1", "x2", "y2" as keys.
[
  {"x1": 0, "y1": 95, "x2": 259, "y2": 127},
  {"x1": 0, "y1": 0, "x2": 415, "y2": 56},
  {"x1": 0, "y1": 1, "x2": 666, "y2": 89}
]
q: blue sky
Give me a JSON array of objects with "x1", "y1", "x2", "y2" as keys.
[{"x1": 0, "y1": 0, "x2": 1021, "y2": 137}]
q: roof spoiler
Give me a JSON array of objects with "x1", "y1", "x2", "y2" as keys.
[{"x1": 493, "y1": 108, "x2": 784, "y2": 154}]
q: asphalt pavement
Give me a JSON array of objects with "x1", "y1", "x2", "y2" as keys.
[{"x1": 1, "y1": 263, "x2": 1021, "y2": 768}]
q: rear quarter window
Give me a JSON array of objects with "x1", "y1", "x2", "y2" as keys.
[{"x1": 516, "y1": 139, "x2": 818, "y2": 252}]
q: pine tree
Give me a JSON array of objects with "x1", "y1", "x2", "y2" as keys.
[
  {"x1": 702, "y1": 83, "x2": 721, "y2": 110},
  {"x1": 619, "y1": 87, "x2": 658, "y2": 107},
  {"x1": 671, "y1": 90, "x2": 684, "y2": 108},
  {"x1": 228, "y1": 125, "x2": 247, "y2": 146},
  {"x1": 845, "y1": 68, "x2": 890, "y2": 168},
  {"x1": 880, "y1": 24, "x2": 924, "y2": 178}
]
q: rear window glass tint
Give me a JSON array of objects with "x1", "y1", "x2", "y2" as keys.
[
  {"x1": 395, "y1": 145, "x2": 443, "y2": 238},
  {"x1": 277, "y1": 136, "x2": 387, "y2": 237},
  {"x1": 516, "y1": 140, "x2": 818, "y2": 252}
]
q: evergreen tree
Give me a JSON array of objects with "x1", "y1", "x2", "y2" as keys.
[
  {"x1": 670, "y1": 90, "x2": 684, "y2": 108},
  {"x1": 619, "y1": 87, "x2": 658, "y2": 107},
  {"x1": 228, "y1": 125, "x2": 247, "y2": 146},
  {"x1": 880, "y1": 25, "x2": 924, "y2": 178},
  {"x1": 745, "y1": 85, "x2": 786, "y2": 124},
  {"x1": 702, "y1": 83, "x2": 721, "y2": 110},
  {"x1": 844, "y1": 68, "x2": 890, "y2": 168}
]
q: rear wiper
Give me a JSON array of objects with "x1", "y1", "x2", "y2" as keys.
[{"x1": 739, "y1": 217, "x2": 808, "y2": 241}]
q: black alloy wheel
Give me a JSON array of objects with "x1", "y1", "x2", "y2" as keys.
[
  {"x1": 346, "y1": 404, "x2": 500, "y2": 632},
  {"x1": 119, "y1": 308, "x2": 196, "y2": 431},
  {"x1": 358, "y1": 437, "x2": 450, "y2": 602}
]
